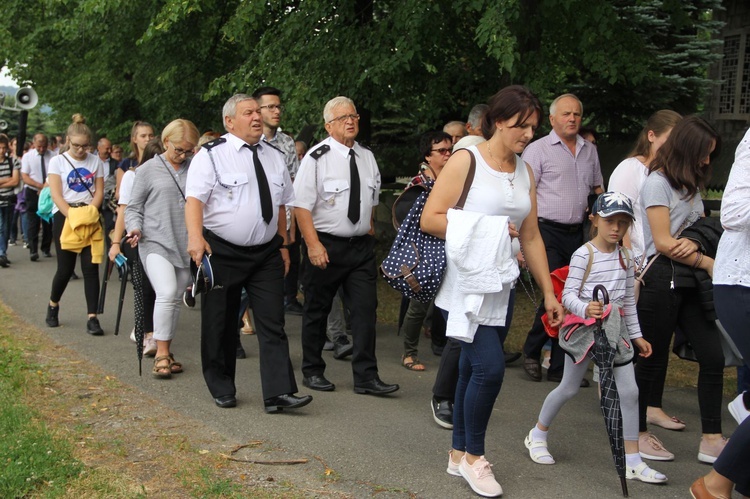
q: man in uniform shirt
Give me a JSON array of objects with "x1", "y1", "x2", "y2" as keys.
[
  {"x1": 185, "y1": 93, "x2": 312, "y2": 413},
  {"x1": 252, "y1": 86, "x2": 304, "y2": 316},
  {"x1": 521, "y1": 93, "x2": 603, "y2": 385},
  {"x1": 20, "y1": 133, "x2": 54, "y2": 260},
  {"x1": 292, "y1": 96, "x2": 399, "y2": 395}
]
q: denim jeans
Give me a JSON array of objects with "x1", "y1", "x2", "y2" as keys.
[
  {"x1": 0, "y1": 205, "x2": 11, "y2": 256},
  {"x1": 442, "y1": 290, "x2": 515, "y2": 456}
]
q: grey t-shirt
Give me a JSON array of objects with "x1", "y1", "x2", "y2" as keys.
[{"x1": 639, "y1": 171, "x2": 703, "y2": 259}]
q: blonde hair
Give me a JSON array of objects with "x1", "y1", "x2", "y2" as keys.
[
  {"x1": 63, "y1": 114, "x2": 91, "y2": 152},
  {"x1": 161, "y1": 119, "x2": 200, "y2": 147}
]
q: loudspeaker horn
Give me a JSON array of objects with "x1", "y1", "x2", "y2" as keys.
[
  {"x1": 15, "y1": 87, "x2": 38, "y2": 110},
  {"x1": 0, "y1": 120, "x2": 8, "y2": 131}
]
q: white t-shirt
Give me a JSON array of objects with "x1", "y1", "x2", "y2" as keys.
[
  {"x1": 47, "y1": 152, "x2": 104, "y2": 214},
  {"x1": 118, "y1": 170, "x2": 136, "y2": 205},
  {"x1": 608, "y1": 157, "x2": 648, "y2": 265}
]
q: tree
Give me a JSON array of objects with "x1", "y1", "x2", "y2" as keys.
[{"x1": 0, "y1": 0, "x2": 724, "y2": 175}]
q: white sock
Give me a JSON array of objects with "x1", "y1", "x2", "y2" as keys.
[
  {"x1": 625, "y1": 452, "x2": 642, "y2": 469},
  {"x1": 531, "y1": 426, "x2": 548, "y2": 442}
]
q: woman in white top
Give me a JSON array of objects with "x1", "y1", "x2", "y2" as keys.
[
  {"x1": 45, "y1": 114, "x2": 105, "y2": 335},
  {"x1": 422, "y1": 86, "x2": 563, "y2": 498},
  {"x1": 609, "y1": 110, "x2": 685, "y2": 437},
  {"x1": 125, "y1": 119, "x2": 199, "y2": 379},
  {"x1": 690, "y1": 127, "x2": 750, "y2": 499}
]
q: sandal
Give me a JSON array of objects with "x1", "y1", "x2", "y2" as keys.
[
  {"x1": 153, "y1": 355, "x2": 172, "y2": 379},
  {"x1": 524, "y1": 429, "x2": 555, "y2": 465},
  {"x1": 241, "y1": 310, "x2": 255, "y2": 335},
  {"x1": 402, "y1": 355, "x2": 425, "y2": 371},
  {"x1": 168, "y1": 353, "x2": 183, "y2": 374},
  {"x1": 626, "y1": 462, "x2": 668, "y2": 484}
]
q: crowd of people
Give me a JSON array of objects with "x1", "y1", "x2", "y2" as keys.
[{"x1": 1, "y1": 84, "x2": 748, "y2": 498}]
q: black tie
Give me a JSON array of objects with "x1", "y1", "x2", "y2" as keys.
[
  {"x1": 348, "y1": 150, "x2": 360, "y2": 224},
  {"x1": 40, "y1": 153, "x2": 46, "y2": 182},
  {"x1": 246, "y1": 144, "x2": 273, "y2": 224}
]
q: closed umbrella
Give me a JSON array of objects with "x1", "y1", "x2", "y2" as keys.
[
  {"x1": 97, "y1": 258, "x2": 114, "y2": 314},
  {"x1": 591, "y1": 284, "x2": 628, "y2": 497},
  {"x1": 131, "y1": 254, "x2": 145, "y2": 375},
  {"x1": 114, "y1": 257, "x2": 129, "y2": 336}
]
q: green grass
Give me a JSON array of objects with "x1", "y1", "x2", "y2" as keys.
[{"x1": 0, "y1": 333, "x2": 83, "y2": 498}]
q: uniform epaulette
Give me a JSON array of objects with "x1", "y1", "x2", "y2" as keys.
[
  {"x1": 310, "y1": 144, "x2": 330, "y2": 160},
  {"x1": 358, "y1": 143, "x2": 371, "y2": 151},
  {"x1": 261, "y1": 139, "x2": 283, "y2": 155},
  {"x1": 203, "y1": 137, "x2": 226, "y2": 150}
]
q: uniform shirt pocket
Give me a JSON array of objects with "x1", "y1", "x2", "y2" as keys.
[
  {"x1": 221, "y1": 172, "x2": 248, "y2": 206},
  {"x1": 322, "y1": 178, "x2": 349, "y2": 204},
  {"x1": 269, "y1": 174, "x2": 286, "y2": 205}
]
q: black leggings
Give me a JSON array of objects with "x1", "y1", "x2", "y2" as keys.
[
  {"x1": 50, "y1": 211, "x2": 100, "y2": 314},
  {"x1": 636, "y1": 260, "x2": 724, "y2": 434}
]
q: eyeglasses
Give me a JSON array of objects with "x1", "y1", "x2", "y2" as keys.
[
  {"x1": 328, "y1": 114, "x2": 360, "y2": 124},
  {"x1": 69, "y1": 142, "x2": 90, "y2": 150},
  {"x1": 431, "y1": 148, "x2": 452, "y2": 155},
  {"x1": 171, "y1": 144, "x2": 194, "y2": 157},
  {"x1": 259, "y1": 104, "x2": 284, "y2": 112}
]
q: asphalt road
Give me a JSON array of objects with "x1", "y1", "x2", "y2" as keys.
[{"x1": 0, "y1": 242, "x2": 740, "y2": 498}]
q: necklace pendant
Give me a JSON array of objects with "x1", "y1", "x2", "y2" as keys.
[{"x1": 228, "y1": 189, "x2": 233, "y2": 200}]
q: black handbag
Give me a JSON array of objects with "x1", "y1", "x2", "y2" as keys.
[{"x1": 379, "y1": 151, "x2": 476, "y2": 303}]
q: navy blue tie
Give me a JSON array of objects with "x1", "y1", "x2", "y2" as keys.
[
  {"x1": 348, "y1": 150, "x2": 360, "y2": 224},
  {"x1": 246, "y1": 144, "x2": 273, "y2": 224}
]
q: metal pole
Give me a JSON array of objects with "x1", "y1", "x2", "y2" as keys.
[{"x1": 16, "y1": 110, "x2": 28, "y2": 157}]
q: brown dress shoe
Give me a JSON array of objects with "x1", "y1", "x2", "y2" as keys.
[
  {"x1": 523, "y1": 357, "x2": 542, "y2": 382},
  {"x1": 689, "y1": 476, "x2": 725, "y2": 499}
]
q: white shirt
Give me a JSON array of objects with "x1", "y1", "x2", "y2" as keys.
[
  {"x1": 291, "y1": 136, "x2": 381, "y2": 237},
  {"x1": 186, "y1": 133, "x2": 294, "y2": 246},
  {"x1": 21, "y1": 149, "x2": 56, "y2": 190},
  {"x1": 47, "y1": 152, "x2": 104, "y2": 214},
  {"x1": 715, "y1": 128, "x2": 750, "y2": 286},
  {"x1": 119, "y1": 170, "x2": 136, "y2": 205},
  {"x1": 608, "y1": 156, "x2": 649, "y2": 265}
]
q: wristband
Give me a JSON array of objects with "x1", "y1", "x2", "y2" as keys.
[
  {"x1": 692, "y1": 251, "x2": 702, "y2": 269},
  {"x1": 112, "y1": 242, "x2": 120, "y2": 245},
  {"x1": 282, "y1": 244, "x2": 292, "y2": 249}
]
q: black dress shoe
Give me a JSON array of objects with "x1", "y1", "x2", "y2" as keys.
[
  {"x1": 43, "y1": 251, "x2": 53, "y2": 258},
  {"x1": 30, "y1": 252, "x2": 39, "y2": 262},
  {"x1": 431, "y1": 397, "x2": 453, "y2": 429},
  {"x1": 431, "y1": 343, "x2": 445, "y2": 356},
  {"x1": 284, "y1": 300, "x2": 304, "y2": 316},
  {"x1": 302, "y1": 375, "x2": 335, "y2": 392},
  {"x1": 214, "y1": 395, "x2": 237, "y2": 408},
  {"x1": 323, "y1": 340, "x2": 335, "y2": 351},
  {"x1": 332, "y1": 339, "x2": 353, "y2": 360},
  {"x1": 264, "y1": 393, "x2": 313, "y2": 413},
  {"x1": 236, "y1": 342, "x2": 246, "y2": 359},
  {"x1": 504, "y1": 351, "x2": 522, "y2": 364},
  {"x1": 354, "y1": 377, "x2": 399, "y2": 395},
  {"x1": 524, "y1": 357, "x2": 542, "y2": 382}
]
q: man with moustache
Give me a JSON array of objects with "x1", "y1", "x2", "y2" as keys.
[
  {"x1": 292, "y1": 96, "x2": 398, "y2": 395},
  {"x1": 185, "y1": 94, "x2": 312, "y2": 413}
]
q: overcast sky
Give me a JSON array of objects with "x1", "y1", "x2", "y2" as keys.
[{"x1": 1, "y1": 67, "x2": 18, "y2": 87}]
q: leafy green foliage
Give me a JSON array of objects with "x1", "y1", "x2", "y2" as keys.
[{"x1": 0, "y1": 0, "x2": 724, "y2": 173}]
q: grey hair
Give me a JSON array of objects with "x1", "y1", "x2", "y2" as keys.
[
  {"x1": 549, "y1": 93, "x2": 583, "y2": 116},
  {"x1": 467, "y1": 104, "x2": 489, "y2": 128},
  {"x1": 222, "y1": 94, "x2": 256, "y2": 130},
  {"x1": 443, "y1": 120, "x2": 465, "y2": 131},
  {"x1": 323, "y1": 96, "x2": 356, "y2": 123}
]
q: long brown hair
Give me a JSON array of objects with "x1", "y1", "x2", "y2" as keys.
[
  {"x1": 481, "y1": 85, "x2": 542, "y2": 140},
  {"x1": 128, "y1": 120, "x2": 154, "y2": 163},
  {"x1": 628, "y1": 110, "x2": 682, "y2": 161},
  {"x1": 648, "y1": 116, "x2": 721, "y2": 198}
]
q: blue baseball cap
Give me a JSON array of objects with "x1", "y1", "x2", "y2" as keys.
[
  {"x1": 191, "y1": 253, "x2": 215, "y2": 297},
  {"x1": 592, "y1": 192, "x2": 635, "y2": 220}
]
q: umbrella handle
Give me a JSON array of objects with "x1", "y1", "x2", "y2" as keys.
[{"x1": 593, "y1": 284, "x2": 610, "y2": 305}]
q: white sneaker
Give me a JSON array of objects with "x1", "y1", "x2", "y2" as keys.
[
  {"x1": 143, "y1": 336, "x2": 157, "y2": 357},
  {"x1": 458, "y1": 456, "x2": 503, "y2": 497},
  {"x1": 446, "y1": 450, "x2": 461, "y2": 476},
  {"x1": 728, "y1": 393, "x2": 749, "y2": 425}
]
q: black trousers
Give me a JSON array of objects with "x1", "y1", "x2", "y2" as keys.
[
  {"x1": 300, "y1": 233, "x2": 378, "y2": 384},
  {"x1": 284, "y1": 225, "x2": 302, "y2": 303},
  {"x1": 200, "y1": 231, "x2": 297, "y2": 400},
  {"x1": 432, "y1": 338, "x2": 461, "y2": 401},
  {"x1": 522, "y1": 222, "x2": 582, "y2": 376},
  {"x1": 50, "y1": 211, "x2": 99, "y2": 314},
  {"x1": 24, "y1": 187, "x2": 52, "y2": 254}
]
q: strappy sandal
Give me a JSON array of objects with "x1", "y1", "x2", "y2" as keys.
[
  {"x1": 524, "y1": 429, "x2": 555, "y2": 464},
  {"x1": 153, "y1": 355, "x2": 172, "y2": 379},
  {"x1": 626, "y1": 462, "x2": 668, "y2": 483},
  {"x1": 168, "y1": 353, "x2": 183, "y2": 374},
  {"x1": 402, "y1": 355, "x2": 425, "y2": 371}
]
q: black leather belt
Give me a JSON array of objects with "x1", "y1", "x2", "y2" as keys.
[
  {"x1": 538, "y1": 218, "x2": 582, "y2": 233},
  {"x1": 204, "y1": 229, "x2": 279, "y2": 252},
  {"x1": 317, "y1": 232, "x2": 370, "y2": 244},
  {"x1": 68, "y1": 202, "x2": 88, "y2": 208}
]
